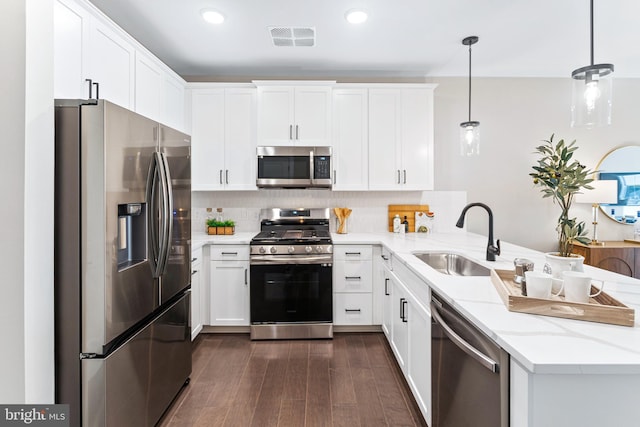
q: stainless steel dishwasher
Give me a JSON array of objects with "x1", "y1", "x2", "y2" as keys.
[{"x1": 431, "y1": 293, "x2": 509, "y2": 427}]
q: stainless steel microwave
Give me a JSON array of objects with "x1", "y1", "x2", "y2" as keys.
[{"x1": 256, "y1": 146, "x2": 332, "y2": 189}]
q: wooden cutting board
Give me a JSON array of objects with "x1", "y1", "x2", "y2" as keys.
[{"x1": 388, "y1": 204, "x2": 429, "y2": 232}]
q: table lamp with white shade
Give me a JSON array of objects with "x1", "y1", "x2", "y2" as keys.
[{"x1": 575, "y1": 180, "x2": 618, "y2": 245}]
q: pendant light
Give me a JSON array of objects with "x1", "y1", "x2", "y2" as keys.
[
  {"x1": 570, "y1": 0, "x2": 613, "y2": 128},
  {"x1": 460, "y1": 36, "x2": 480, "y2": 156}
]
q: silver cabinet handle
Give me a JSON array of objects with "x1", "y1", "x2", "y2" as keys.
[
  {"x1": 219, "y1": 170, "x2": 223, "y2": 185},
  {"x1": 85, "y1": 79, "x2": 93, "y2": 98},
  {"x1": 397, "y1": 170, "x2": 401, "y2": 184},
  {"x1": 333, "y1": 170, "x2": 336, "y2": 184},
  {"x1": 345, "y1": 309, "x2": 361, "y2": 313},
  {"x1": 403, "y1": 169, "x2": 407, "y2": 184},
  {"x1": 93, "y1": 82, "x2": 100, "y2": 100},
  {"x1": 296, "y1": 125, "x2": 299, "y2": 140},
  {"x1": 225, "y1": 169, "x2": 229, "y2": 184},
  {"x1": 289, "y1": 124, "x2": 293, "y2": 139},
  {"x1": 345, "y1": 276, "x2": 362, "y2": 280},
  {"x1": 244, "y1": 268, "x2": 248, "y2": 285},
  {"x1": 430, "y1": 302, "x2": 499, "y2": 373}
]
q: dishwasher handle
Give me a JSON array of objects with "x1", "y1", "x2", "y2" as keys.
[{"x1": 431, "y1": 302, "x2": 499, "y2": 373}]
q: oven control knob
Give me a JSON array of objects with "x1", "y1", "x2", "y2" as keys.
[
  {"x1": 270, "y1": 247, "x2": 277, "y2": 254},
  {"x1": 259, "y1": 247, "x2": 266, "y2": 254},
  {"x1": 305, "y1": 246, "x2": 313, "y2": 253},
  {"x1": 316, "y1": 246, "x2": 323, "y2": 253},
  {"x1": 287, "y1": 246, "x2": 295, "y2": 254}
]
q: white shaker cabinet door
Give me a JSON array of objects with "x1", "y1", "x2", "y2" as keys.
[
  {"x1": 134, "y1": 52, "x2": 163, "y2": 121},
  {"x1": 257, "y1": 86, "x2": 295, "y2": 146},
  {"x1": 54, "y1": 0, "x2": 89, "y2": 99},
  {"x1": 400, "y1": 89, "x2": 434, "y2": 191},
  {"x1": 293, "y1": 86, "x2": 332, "y2": 146},
  {"x1": 368, "y1": 89, "x2": 402, "y2": 190},
  {"x1": 210, "y1": 260, "x2": 250, "y2": 326},
  {"x1": 190, "y1": 89, "x2": 225, "y2": 191},
  {"x1": 332, "y1": 88, "x2": 368, "y2": 190},
  {"x1": 224, "y1": 88, "x2": 257, "y2": 190}
]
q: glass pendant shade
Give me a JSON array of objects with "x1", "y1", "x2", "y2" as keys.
[
  {"x1": 460, "y1": 121, "x2": 480, "y2": 156},
  {"x1": 571, "y1": 64, "x2": 613, "y2": 127}
]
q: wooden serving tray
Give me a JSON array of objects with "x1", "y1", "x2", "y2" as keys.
[
  {"x1": 490, "y1": 269, "x2": 635, "y2": 327},
  {"x1": 388, "y1": 204, "x2": 429, "y2": 232}
]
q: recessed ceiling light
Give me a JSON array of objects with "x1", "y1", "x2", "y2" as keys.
[
  {"x1": 345, "y1": 9, "x2": 368, "y2": 24},
  {"x1": 201, "y1": 9, "x2": 224, "y2": 25}
]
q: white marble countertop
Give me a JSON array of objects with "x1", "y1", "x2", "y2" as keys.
[
  {"x1": 334, "y1": 232, "x2": 640, "y2": 375},
  {"x1": 192, "y1": 229, "x2": 640, "y2": 374}
]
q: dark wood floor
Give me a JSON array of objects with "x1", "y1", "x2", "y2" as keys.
[{"x1": 158, "y1": 333, "x2": 427, "y2": 427}]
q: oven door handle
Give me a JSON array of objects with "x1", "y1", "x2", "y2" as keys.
[
  {"x1": 430, "y1": 302, "x2": 499, "y2": 373},
  {"x1": 250, "y1": 256, "x2": 332, "y2": 265}
]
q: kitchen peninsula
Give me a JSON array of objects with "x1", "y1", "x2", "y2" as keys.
[{"x1": 195, "y1": 230, "x2": 640, "y2": 427}]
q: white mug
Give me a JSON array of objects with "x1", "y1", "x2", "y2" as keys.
[
  {"x1": 562, "y1": 271, "x2": 604, "y2": 303},
  {"x1": 524, "y1": 271, "x2": 562, "y2": 299}
]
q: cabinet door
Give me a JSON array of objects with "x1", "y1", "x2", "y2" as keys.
[
  {"x1": 224, "y1": 88, "x2": 257, "y2": 190},
  {"x1": 161, "y1": 73, "x2": 186, "y2": 132},
  {"x1": 294, "y1": 86, "x2": 332, "y2": 146},
  {"x1": 332, "y1": 88, "x2": 368, "y2": 190},
  {"x1": 400, "y1": 89, "x2": 434, "y2": 190},
  {"x1": 381, "y1": 268, "x2": 393, "y2": 339},
  {"x1": 210, "y1": 261, "x2": 250, "y2": 326},
  {"x1": 407, "y1": 296, "x2": 431, "y2": 424},
  {"x1": 390, "y1": 274, "x2": 409, "y2": 372},
  {"x1": 191, "y1": 261, "x2": 202, "y2": 340},
  {"x1": 191, "y1": 89, "x2": 225, "y2": 191},
  {"x1": 369, "y1": 89, "x2": 401, "y2": 190},
  {"x1": 257, "y1": 86, "x2": 295, "y2": 146},
  {"x1": 134, "y1": 52, "x2": 163, "y2": 121},
  {"x1": 54, "y1": 0, "x2": 90, "y2": 99},
  {"x1": 87, "y1": 19, "x2": 135, "y2": 109}
]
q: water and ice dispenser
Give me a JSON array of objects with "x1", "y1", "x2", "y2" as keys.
[{"x1": 117, "y1": 203, "x2": 146, "y2": 270}]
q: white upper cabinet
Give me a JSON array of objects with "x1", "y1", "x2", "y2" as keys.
[
  {"x1": 368, "y1": 86, "x2": 435, "y2": 191},
  {"x1": 54, "y1": 0, "x2": 187, "y2": 129},
  {"x1": 190, "y1": 86, "x2": 257, "y2": 191},
  {"x1": 255, "y1": 82, "x2": 334, "y2": 146},
  {"x1": 332, "y1": 88, "x2": 369, "y2": 190}
]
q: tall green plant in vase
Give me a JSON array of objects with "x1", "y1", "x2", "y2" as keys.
[{"x1": 530, "y1": 135, "x2": 594, "y2": 257}]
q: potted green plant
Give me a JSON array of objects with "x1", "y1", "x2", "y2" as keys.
[
  {"x1": 206, "y1": 218, "x2": 236, "y2": 235},
  {"x1": 530, "y1": 135, "x2": 593, "y2": 284}
]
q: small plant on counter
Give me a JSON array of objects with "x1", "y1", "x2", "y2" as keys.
[
  {"x1": 206, "y1": 219, "x2": 236, "y2": 235},
  {"x1": 530, "y1": 134, "x2": 594, "y2": 256}
]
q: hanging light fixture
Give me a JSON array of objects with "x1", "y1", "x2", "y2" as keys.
[
  {"x1": 460, "y1": 36, "x2": 480, "y2": 156},
  {"x1": 571, "y1": 0, "x2": 613, "y2": 128}
]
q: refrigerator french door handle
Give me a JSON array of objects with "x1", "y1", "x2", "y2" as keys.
[
  {"x1": 156, "y1": 152, "x2": 173, "y2": 277},
  {"x1": 146, "y1": 153, "x2": 161, "y2": 277}
]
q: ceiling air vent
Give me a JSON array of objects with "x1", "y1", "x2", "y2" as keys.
[{"x1": 268, "y1": 27, "x2": 315, "y2": 47}]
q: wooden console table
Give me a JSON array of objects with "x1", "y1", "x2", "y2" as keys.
[{"x1": 572, "y1": 241, "x2": 640, "y2": 279}]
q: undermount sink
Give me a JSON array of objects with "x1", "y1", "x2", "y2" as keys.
[{"x1": 413, "y1": 252, "x2": 491, "y2": 277}]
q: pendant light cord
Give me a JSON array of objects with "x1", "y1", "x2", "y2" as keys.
[
  {"x1": 468, "y1": 43, "x2": 472, "y2": 122},
  {"x1": 590, "y1": 0, "x2": 594, "y2": 66}
]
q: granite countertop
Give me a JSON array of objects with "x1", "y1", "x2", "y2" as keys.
[{"x1": 333, "y1": 232, "x2": 640, "y2": 375}]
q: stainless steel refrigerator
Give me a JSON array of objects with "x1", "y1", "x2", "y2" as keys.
[{"x1": 54, "y1": 99, "x2": 192, "y2": 427}]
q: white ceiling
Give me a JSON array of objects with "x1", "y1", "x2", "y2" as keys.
[{"x1": 87, "y1": 0, "x2": 640, "y2": 80}]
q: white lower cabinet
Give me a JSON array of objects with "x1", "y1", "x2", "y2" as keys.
[
  {"x1": 382, "y1": 260, "x2": 431, "y2": 425},
  {"x1": 209, "y1": 245, "x2": 250, "y2": 326},
  {"x1": 190, "y1": 247, "x2": 203, "y2": 340},
  {"x1": 333, "y1": 245, "x2": 374, "y2": 325}
]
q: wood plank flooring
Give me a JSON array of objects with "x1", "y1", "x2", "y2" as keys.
[{"x1": 158, "y1": 333, "x2": 427, "y2": 427}]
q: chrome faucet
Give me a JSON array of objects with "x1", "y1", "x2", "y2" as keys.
[{"x1": 456, "y1": 202, "x2": 501, "y2": 261}]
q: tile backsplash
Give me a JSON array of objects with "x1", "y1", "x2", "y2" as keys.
[{"x1": 192, "y1": 190, "x2": 467, "y2": 234}]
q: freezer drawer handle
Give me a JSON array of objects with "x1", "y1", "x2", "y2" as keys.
[{"x1": 430, "y1": 301, "x2": 499, "y2": 373}]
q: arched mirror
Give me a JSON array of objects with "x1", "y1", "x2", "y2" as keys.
[{"x1": 597, "y1": 145, "x2": 640, "y2": 224}]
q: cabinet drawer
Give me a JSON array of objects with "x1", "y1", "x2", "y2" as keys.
[
  {"x1": 210, "y1": 245, "x2": 250, "y2": 261},
  {"x1": 333, "y1": 260, "x2": 373, "y2": 292},
  {"x1": 334, "y1": 293, "x2": 373, "y2": 325},
  {"x1": 334, "y1": 245, "x2": 373, "y2": 261}
]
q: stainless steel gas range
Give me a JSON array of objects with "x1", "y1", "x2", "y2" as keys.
[{"x1": 249, "y1": 208, "x2": 333, "y2": 340}]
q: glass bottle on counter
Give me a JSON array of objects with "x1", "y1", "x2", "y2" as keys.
[
  {"x1": 403, "y1": 216, "x2": 409, "y2": 233},
  {"x1": 216, "y1": 207, "x2": 224, "y2": 223},
  {"x1": 393, "y1": 214, "x2": 401, "y2": 233}
]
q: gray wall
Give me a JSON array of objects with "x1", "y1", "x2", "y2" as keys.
[
  {"x1": 432, "y1": 77, "x2": 640, "y2": 252},
  {"x1": 0, "y1": 0, "x2": 54, "y2": 404}
]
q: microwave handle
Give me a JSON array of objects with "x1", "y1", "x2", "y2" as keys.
[{"x1": 309, "y1": 149, "x2": 315, "y2": 185}]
